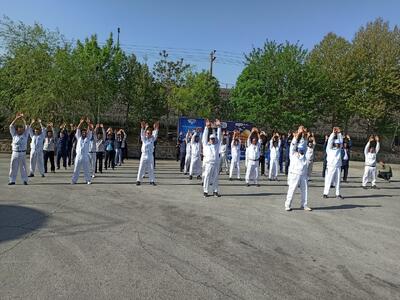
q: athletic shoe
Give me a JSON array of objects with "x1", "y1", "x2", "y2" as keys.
[
  {"x1": 285, "y1": 207, "x2": 292, "y2": 211},
  {"x1": 8, "y1": 182, "x2": 15, "y2": 185},
  {"x1": 136, "y1": 181, "x2": 141, "y2": 186},
  {"x1": 189, "y1": 175, "x2": 193, "y2": 180},
  {"x1": 246, "y1": 183, "x2": 250, "y2": 187},
  {"x1": 371, "y1": 185, "x2": 378, "y2": 189},
  {"x1": 336, "y1": 195, "x2": 344, "y2": 199},
  {"x1": 87, "y1": 182, "x2": 92, "y2": 185},
  {"x1": 362, "y1": 186, "x2": 368, "y2": 189},
  {"x1": 28, "y1": 174, "x2": 34, "y2": 178},
  {"x1": 23, "y1": 181, "x2": 28, "y2": 185},
  {"x1": 41, "y1": 174, "x2": 45, "y2": 178},
  {"x1": 322, "y1": 194, "x2": 328, "y2": 199},
  {"x1": 213, "y1": 192, "x2": 221, "y2": 197},
  {"x1": 203, "y1": 192, "x2": 208, "y2": 198},
  {"x1": 150, "y1": 182, "x2": 157, "y2": 186},
  {"x1": 303, "y1": 206, "x2": 312, "y2": 211}
]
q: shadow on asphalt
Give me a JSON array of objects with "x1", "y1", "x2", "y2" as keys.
[
  {"x1": 0, "y1": 205, "x2": 47, "y2": 243},
  {"x1": 311, "y1": 204, "x2": 382, "y2": 210}
]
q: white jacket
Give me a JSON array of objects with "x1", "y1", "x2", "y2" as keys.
[
  {"x1": 364, "y1": 141, "x2": 380, "y2": 167},
  {"x1": 29, "y1": 126, "x2": 46, "y2": 152},
  {"x1": 10, "y1": 125, "x2": 30, "y2": 152},
  {"x1": 269, "y1": 138, "x2": 281, "y2": 160},
  {"x1": 202, "y1": 127, "x2": 221, "y2": 164},
  {"x1": 288, "y1": 140, "x2": 308, "y2": 176},
  {"x1": 326, "y1": 132, "x2": 343, "y2": 168},
  {"x1": 140, "y1": 128, "x2": 158, "y2": 158},
  {"x1": 231, "y1": 139, "x2": 241, "y2": 159},
  {"x1": 75, "y1": 129, "x2": 93, "y2": 158}
]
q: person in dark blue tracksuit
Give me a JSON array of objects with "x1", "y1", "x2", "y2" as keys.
[
  {"x1": 56, "y1": 124, "x2": 69, "y2": 170},
  {"x1": 279, "y1": 134, "x2": 286, "y2": 173},
  {"x1": 285, "y1": 133, "x2": 293, "y2": 175}
]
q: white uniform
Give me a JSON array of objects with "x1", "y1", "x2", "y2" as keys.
[
  {"x1": 323, "y1": 133, "x2": 343, "y2": 196},
  {"x1": 9, "y1": 125, "x2": 30, "y2": 183},
  {"x1": 29, "y1": 126, "x2": 46, "y2": 176},
  {"x1": 362, "y1": 141, "x2": 380, "y2": 187},
  {"x1": 189, "y1": 132, "x2": 202, "y2": 177},
  {"x1": 245, "y1": 138, "x2": 261, "y2": 185},
  {"x1": 72, "y1": 129, "x2": 92, "y2": 184},
  {"x1": 305, "y1": 144, "x2": 315, "y2": 178},
  {"x1": 268, "y1": 139, "x2": 281, "y2": 180},
  {"x1": 219, "y1": 137, "x2": 229, "y2": 174},
  {"x1": 184, "y1": 134, "x2": 191, "y2": 174},
  {"x1": 137, "y1": 128, "x2": 158, "y2": 183},
  {"x1": 202, "y1": 127, "x2": 221, "y2": 194},
  {"x1": 229, "y1": 139, "x2": 241, "y2": 179},
  {"x1": 285, "y1": 139, "x2": 309, "y2": 209},
  {"x1": 88, "y1": 134, "x2": 98, "y2": 177}
]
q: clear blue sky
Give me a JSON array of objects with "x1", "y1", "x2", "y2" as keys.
[{"x1": 1, "y1": 0, "x2": 400, "y2": 86}]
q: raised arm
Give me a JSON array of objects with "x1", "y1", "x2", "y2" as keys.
[
  {"x1": 75, "y1": 118, "x2": 84, "y2": 139},
  {"x1": 215, "y1": 119, "x2": 222, "y2": 143},
  {"x1": 364, "y1": 137, "x2": 372, "y2": 156},
  {"x1": 375, "y1": 136, "x2": 380, "y2": 154},
  {"x1": 202, "y1": 119, "x2": 210, "y2": 147}
]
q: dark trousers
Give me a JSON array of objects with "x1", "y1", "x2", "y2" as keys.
[
  {"x1": 342, "y1": 163, "x2": 349, "y2": 181},
  {"x1": 279, "y1": 155, "x2": 284, "y2": 173},
  {"x1": 57, "y1": 150, "x2": 67, "y2": 169},
  {"x1": 285, "y1": 159, "x2": 290, "y2": 175},
  {"x1": 378, "y1": 172, "x2": 391, "y2": 181},
  {"x1": 67, "y1": 147, "x2": 72, "y2": 166},
  {"x1": 179, "y1": 153, "x2": 186, "y2": 172},
  {"x1": 322, "y1": 160, "x2": 327, "y2": 177},
  {"x1": 121, "y1": 147, "x2": 125, "y2": 163},
  {"x1": 44, "y1": 150, "x2": 55, "y2": 173},
  {"x1": 153, "y1": 152, "x2": 156, "y2": 169},
  {"x1": 105, "y1": 150, "x2": 115, "y2": 170},
  {"x1": 96, "y1": 152, "x2": 104, "y2": 173},
  {"x1": 259, "y1": 155, "x2": 265, "y2": 175}
]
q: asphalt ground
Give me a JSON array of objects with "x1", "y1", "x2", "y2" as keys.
[{"x1": 0, "y1": 154, "x2": 399, "y2": 299}]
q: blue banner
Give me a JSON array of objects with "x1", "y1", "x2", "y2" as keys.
[{"x1": 177, "y1": 117, "x2": 205, "y2": 141}]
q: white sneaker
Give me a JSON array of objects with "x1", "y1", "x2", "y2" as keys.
[
  {"x1": 303, "y1": 206, "x2": 312, "y2": 211},
  {"x1": 285, "y1": 207, "x2": 292, "y2": 211},
  {"x1": 87, "y1": 182, "x2": 92, "y2": 185},
  {"x1": 92, "y1": 175, "x2": 95, "y2": 178}
]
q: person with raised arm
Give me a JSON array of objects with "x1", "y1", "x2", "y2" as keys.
[
  {"x1": 189, "y1": 128, "x2": 202, "y2": 180},
  {"x1": 28, "y1": 118, "x2": 46, "y2": 178},
  {"x1": 202, "y1": 119, "x2": 222, "y2": 197},
  {"x1": 95, "y1": 124, "x2": 106, "y2": 174},
  {"x1": 71, "y1": 118, "x2": 93, "y2": 184},
  {"x1": 362, "y1": 135, "x2": 380, "y2": 189},
  {"x1": 136, "y1": 121, "x2": 159, "y2": 186},
  {"x1": 8, "y1": 113, "x2": 30, "y2": 185},
  {"x1": 56, "y1": 122, "x2": 69, "y2": 171},
  {"x1": 88, "y1": 121, "x2": 98, "y2": 178},
  {"x1": 305, "y1": 133, "x2": 316, "y2": 180},
  {"x1": 43, "y1": 122, "x2": 56, "y2": 174},
  {"x1": 245, "y1": 128, "x2": 261, "y2": 187},
  {"x1": 322, "y1": 127, "x2": 344, "y2": 199},
  {"x1": 268, "y1": 132, "x2": 281, "y2": 181},
  {"x1": 219, "y1": 131, "x2": 229, "y2": 175},
  {"x1": 183, "y1": 130, "x2": 192, "y2": 175},
  {"x1": 284, "y1": 127, "x2": 312, "y2": 211},
  {"x1": 229, "y1": 130, "x2": 241, "y2": 181}
]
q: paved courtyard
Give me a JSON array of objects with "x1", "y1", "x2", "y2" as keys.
[{"x1": 0, "y1": 154, "x2": 399, "y2": 299}]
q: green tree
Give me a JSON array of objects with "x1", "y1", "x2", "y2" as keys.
[{"x1": 230, "y1": 40, "x2": 323, "y2": 131}]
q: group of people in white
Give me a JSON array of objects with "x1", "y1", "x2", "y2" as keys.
[
  {"x1": 8, "y1": 113, "x2": 127, "y2": 185},
  {"x1": 8, "y1": 114, "x2": 386, "y2": 211}
]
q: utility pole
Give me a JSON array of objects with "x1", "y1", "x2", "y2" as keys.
[
  {"x1": 117, "y1": 27, "x2": 120, "y2": 48},
  {"x1": 209, "y1": 50, "x2": 216, "y2": 76}
]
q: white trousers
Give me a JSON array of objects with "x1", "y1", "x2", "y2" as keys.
[
  {"x1": 72, "y1": 155, "x2": 91, "y2": 183},
  {"x1": 189, "y1": 155, "x2": 202, "y2": 176},
  {"x1": 285, "y1": 173, "x2": 308, "y2": 209},
  {"x1": 245, "y1": 160, "x2": 259, "y2": 184},
  {"x1": 137, "y1": 155, "x2": 155, "y2": 182},
  {"x1": 203, "y1": 162, "x2": 219, "y2": 193},
  {"x1": 219, "y1": 153, "x2": 228, "y2": 173},
  {"x1": 229, "y1": 156, "x2": 240, "y2": 179},
  {"x1": 9, "y1": 152, "x2": 28, "y2": 183},
  {"x1": 184, "y1": 155, "x2": 191, "y2": 173},
  {"x1": 362, "y1": 166, "x2": 376, "y2": 186},
  {"x1": 269, "y1": 158, "x2": 279, "y2": 179},
  {"x1": 89, "y1": 153, "x2": 96, "y2": 176},
  {"x1": 323, "y1": 166, "x2": 341, "y2": 196},
  {"x1": 30, "y1": 150, "x2": 44, "y2": 175}
]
